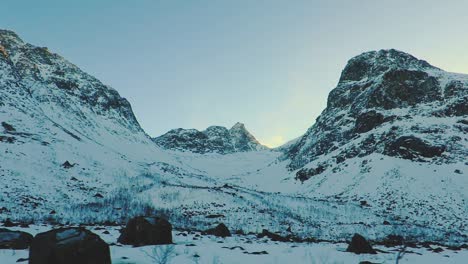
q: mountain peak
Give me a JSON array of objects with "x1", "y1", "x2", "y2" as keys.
[
  {"x1": 153, "y1": 122, "x2": 267, "y2": 154},
  {"x1": 339, "y1": 49, "x2": 437, "y2": 83},
  {"x1": 230, "y1": 122, "x2": 246, "y2": 131}
]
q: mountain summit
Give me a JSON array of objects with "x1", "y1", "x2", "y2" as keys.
[
  {"x1": 153, "y1": 122, "x2": 267, "y2": 154},
  {"x1": 286, "y1": 49, "x2": 467, "y2": 172}
]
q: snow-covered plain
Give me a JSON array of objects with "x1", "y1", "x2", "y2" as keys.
[{"x1": 0, "y1": 225, "x2": 466, "y2": 264}]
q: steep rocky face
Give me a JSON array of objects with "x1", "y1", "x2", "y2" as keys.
[
  {"x1": 0, "y1": 29, "x2": 140, "y2": 132},
  {"x1": 153, "y1": 122, "x2": 267, "y2": 154},
  {"x1": 286, "y1": 49, "x2": 468, "y2": 175},
  {"x1": 0, "y1": 29, "x2": 166, "y2": 217}
]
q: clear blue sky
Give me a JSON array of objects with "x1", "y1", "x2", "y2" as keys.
[{"x1": 2, "y1": 0, "x2": 467, "y2": 147}]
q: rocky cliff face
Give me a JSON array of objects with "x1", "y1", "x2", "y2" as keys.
[
  {"x1": 285, "y1": 49, "x2": 467, "y2": 180},
  {"x1": 153, "y1": 122, "x2": 267, "y2": 154}
]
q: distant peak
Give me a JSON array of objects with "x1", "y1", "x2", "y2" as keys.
[
  {"x1": 230, "y1": 122, "x2": 246, "y2": 130},
  {"x1": 0, "y1": 29, "x2": 24, "y2": 45},
  {"x1": 339, "y1": 49, "x2": 437, "y2": 82}
]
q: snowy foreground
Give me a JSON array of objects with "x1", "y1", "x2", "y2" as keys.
[{"x1": 0, "y1": 225, "x2": 466, "y2": 264}]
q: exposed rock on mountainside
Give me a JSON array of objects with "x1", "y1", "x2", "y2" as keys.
[
  {"x1": 286, "y1": 49, "x2": 467, "y2": 171},
  {"x1": 153, "y1": 122, "x2": 267, "y2": 154}
]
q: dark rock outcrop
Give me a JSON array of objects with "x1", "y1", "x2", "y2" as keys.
[
  {"x1": 0, "y1": 228, "x2": 33, "y2": 249},
  {"x1": 204, "y1": 223, "x2": 231, "y2": 238},
  {"x1": 346, "y1": 234, "x2": 376, "y2": 254},
  {"x1": 295, "y1": 165, "x2": 326, "y2": 182},
  {"x1": 384, "y1": 136, "x2": 445, "y2": 161},
  {"x1": 354, "y1": 111, "x2": 385, "y2": 133},
  {"x1": 257, "y1": 229, "x2": 289, "y2": 242},
  {"x1": 118, "y1": 216, "x2": 172, "y2": 246},
  {"x1": 29, "y1": 227, "x2": 110, "y2": 264}
]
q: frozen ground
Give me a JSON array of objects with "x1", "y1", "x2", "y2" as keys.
[{"x1": 0, "y1": 225, "x2": 466, "y2": 264}]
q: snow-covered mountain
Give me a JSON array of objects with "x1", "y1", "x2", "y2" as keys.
[
  {"x1": 286, "y1": 49, "x2": 467, "y2": 172},
  {"x1": 153, "y1": 122, "x2": 267, "y2": 154},
  {"x1": 0, "y1": 29, "x2": 466, "y2": 245}
]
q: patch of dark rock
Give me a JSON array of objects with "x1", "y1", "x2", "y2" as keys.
[
  {"x1": 118, "y1": 216, "x2": 172, "y2": 246},
  {"x1": 223, "y1": 246, "x2": 245, "y2": 250},
  {"x1": 346, "y1": 234, "x2": 376, "y2": 254},
  {"x1": 53, "y1": 78, "x2": 79, "y2": 90},
  {"x1": 457, "y1": 119, "x2": 468, "y2": 125},
  {"x1": 205, "y1": 214, "x2": 225, "y2": 219},
  {"x1": 354, "y1": 111, "x2": 385, "y2": 133},
  {"x1": 102, "y1": 231, "x2": 110, "y2": 235},
  {"x1": 1, "y1": 122, "x2": 15, "y2": 132},
  {"x1": 203, "y1": 223, "x2": 231, "y2": 238},
  {"x1": 384, "y1": 136, "x2": 445, "y2": 161},
  {"x1": 234, "y1": 229, "x2": 245, "y2": 235},
  {"x1": 29, "y1": 227, "x2": 110, "y2": 264},
  {"x1": 94, "y1": 193, "x2": 104, "y2": 198},
  {"x1": 444, "y1": 97, "x2": 468, "y2": 116},
  {"x1": 431, "y1": 247, "x2": 444, "y2": 253},
  {"x1": 369, "y1": 69, "x2": 441, "y2": 109},
  {"x1": 3, "y1": 218, "x2": 17, "y2": 227},
  {"x1": 16, "y1": 258, "x2": 28, "y2": 262},
  {"x1": 383, "y1": 220, "x2": 390, "y2": 225},
  {"x1": 0, "y1": 135, "x2": 16, "y2": 143},
  {"x1": 454, "y1": 169, "x2": 462, "y2": 174},
  {"x1": 49, "y1": 210, "x2": 56, "y2": 215},
  {"x1": 0, "y1": 228, "x2": 33, "y2": 249},
  {"x1": 295, "y1": 165, "x2": 326, "y2": 182},
  {"x1": 360, "y1": 200, "x2": 368, "y2": 206},
  {"x1": 186, "y1": 243, "x2": 196, "y2": 247},
  {"x1": 246, "y1": 250, "x2": 268, "y2": 255},
  {"x1": 61, "y1": 161, "x2": 75, "y2": 169},
  {"x1": 257, "y1": 229, "x2": 290, "y2": 242}
]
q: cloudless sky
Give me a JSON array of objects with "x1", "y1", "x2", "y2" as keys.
[{"x1": 2, "y1": 0, "x2": 468, "y2": 147}]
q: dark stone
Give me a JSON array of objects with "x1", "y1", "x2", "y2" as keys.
[
  {"x1": 257, "y1": 229, "x2": 289, "y2": 242},
  {"x1": 61, "y1": 161, "x2": 75, "y2": 169},
  {"x1": 385, "y1": 136, "x2": 445, "y2": 161},
  {"x1": 205, "y1": 214, "x2": 225, "y2": 219},
  {"x1": 0, "y1": 228, "x2": 33, "y2": 249},
  {"x1": 383, "y1": 220, "x2": 390, "y2": 225},
  {"x1": 354, "y1": 111, "x2": 385, "y2": 133},
  {"x1": 381, "y1": 235, "x2": 404, "y2": 247},
  {"x1": 29, "y1": 227, "x2": 110, "y2": 264},
  {"x1": 204, "y1": 223, "x2": 231, "y2": 238},
  {"x1": 118, "y1": 216, "x2": 172, "y2": 246},
  {"x1": 1, "y1": 122, "x2": 15, "y2": 132},
  {"x1": 3, "y1": 218, "x2": 17, "y2": 227},
  {"x1": 49, "y1": 210, "x2": 56, "y2": 215},
  {"x1": 16, "y1": 258, "x2": 28, "y2": 262},
  {"x1": 346, "y1": 234, "x2": 376, "y2": 254},
  {"x1": 295, "y1": 165, "x2": 326, "y2": 182},
  {"x1": 94, "y1": 193, "x2": 104, "y2": 198}
]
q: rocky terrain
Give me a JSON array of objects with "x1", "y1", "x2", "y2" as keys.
[
  {"x1": 153, "y1": 122, "x2": 267, "y2": 154},
  {"x1": 0, "y1": 29, "x2": 466, "y2": 253}
]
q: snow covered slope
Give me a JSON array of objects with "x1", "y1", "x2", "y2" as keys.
[
  {"x1": 153, "y1": 122, "x2": 267, "y2": 154},
  {"x1": 0, "y1": 30, "x2": 466, "y2": 245}
]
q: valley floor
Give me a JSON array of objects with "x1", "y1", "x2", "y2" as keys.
[{"x1": 0, "y1": 225, "x2": 466, "y2": 264}]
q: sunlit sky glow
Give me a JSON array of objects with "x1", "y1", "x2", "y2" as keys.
[{"x1": 2, "y1": 0, "x2": 467, "y2": 147}]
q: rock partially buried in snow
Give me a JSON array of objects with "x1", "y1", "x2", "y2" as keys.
[
  {"x1": 29, "y1": 227, "x2": 110, "y2": 264},
  {"x1": 204, "y1": 223, "x2": 231, "y2": 238},
  {"x1": 118, "y1": 216, "x2": 172, "y2": 246},
  {"x1": 346, "y1": 233, "x2": 376, "y2": 254},
  {"x1": 0, "y1": 228, "x2": 33, "y2": 249}
]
